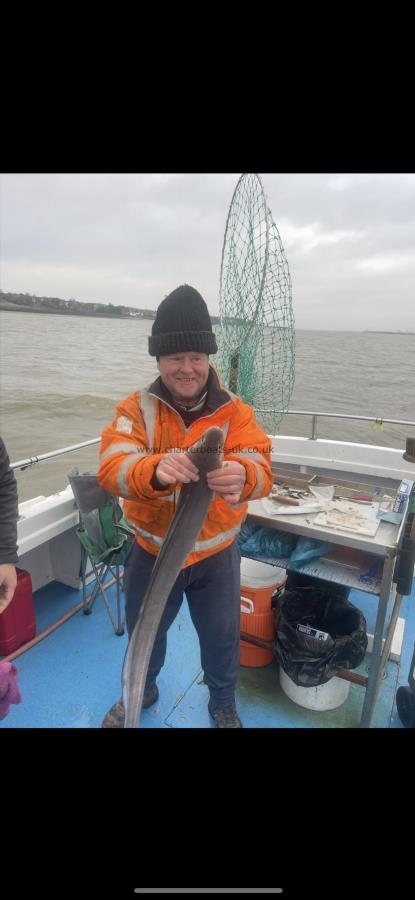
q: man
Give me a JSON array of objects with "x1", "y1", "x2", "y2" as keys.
[
  {"x1": 0, "y1": 437, "x2": 18, "y2": 614},
  {"x1": 98, "y1": 284, "x2": 272, "y2": 728}
]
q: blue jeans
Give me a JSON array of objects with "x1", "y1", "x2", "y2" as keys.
[{"x1": 124, "y1": 540, "x2": 241, "y2": 708}]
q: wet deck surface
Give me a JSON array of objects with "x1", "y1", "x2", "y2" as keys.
[{"x1": 1, "y1": 573, "x2": 414, "y2": 728}]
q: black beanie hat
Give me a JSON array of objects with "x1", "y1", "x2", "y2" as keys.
[{"x1": 148, "y1": 284, "x2": 217, "y2": 357}]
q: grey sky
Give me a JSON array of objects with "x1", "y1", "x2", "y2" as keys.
[{"x1": 1, "y1": 173, "x2": 414, "y2": 330}]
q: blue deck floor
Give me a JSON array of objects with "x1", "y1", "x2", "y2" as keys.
[{"x1": 1, "y1": 572, "x2": 414, "y2": 728}]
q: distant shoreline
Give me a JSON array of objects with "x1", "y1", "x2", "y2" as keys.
[
  {"x1": 1, "y1": 307, "x2": 411, "y2": 332},
  {"x1": 0, "y1": 304, "x2": 220, "y2": 324},
  {"x1": 363, "y1": 330, "x2": 414, "y2": 335},
  {"x1": 0, "y1": 306, "x2": 153, "y2": 321}
]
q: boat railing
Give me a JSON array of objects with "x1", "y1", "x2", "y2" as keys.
[
  {"x1": 266, "y1": 409, "x2": 415, "y2": 441},
  {"x1": 10, "y1": 410, "x2": 415, "y2": 471},
  {"x1": 11, "y1": 438, "x2": 101, "y2": 471}
]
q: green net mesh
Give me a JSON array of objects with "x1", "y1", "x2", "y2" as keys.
[{"x1": 216, "y1": 173, "x2": 295, "y2": 435}]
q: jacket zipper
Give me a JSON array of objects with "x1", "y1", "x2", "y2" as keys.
[{"x1": 146, "y1": 391, "x2": 234, "y2": 517}]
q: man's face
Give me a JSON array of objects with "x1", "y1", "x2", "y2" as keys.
[{"x1": 158, "y1": 352, "x2": 210, "y2": 404}]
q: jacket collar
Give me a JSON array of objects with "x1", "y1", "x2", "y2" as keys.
[{"x1": 148, "y1": 365, "x2": 233, "y2": 415}]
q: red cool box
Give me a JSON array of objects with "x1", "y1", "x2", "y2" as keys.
[{"x1": 0, "y1": 567, "x2": 36, "y2": 655}]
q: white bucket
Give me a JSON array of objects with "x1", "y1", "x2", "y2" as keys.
[
  {"x1": 279, "y1": 667, "x2": 351, "y2": 711},
  {"x1": 240, "y1": 557, "x2": 286, "y2": 589}
]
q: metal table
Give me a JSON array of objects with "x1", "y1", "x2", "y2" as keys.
[{"x1": 246, "y1": 472, "x2": 414, "y2": 728}]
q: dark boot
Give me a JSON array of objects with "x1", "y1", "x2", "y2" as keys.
[
  {"x1": 101, "y1": 684, "x2": 159, "y2": 727},
  {"x1": 208, "y1": 700, "x2": 243, "y2": 728}
]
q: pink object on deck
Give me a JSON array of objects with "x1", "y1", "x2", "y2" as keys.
[{"x1": 0, "y1": 661, "x2": 22, "y2": 719}]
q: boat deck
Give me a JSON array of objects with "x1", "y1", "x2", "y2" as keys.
[{"x1": 2, "y1": 570, "x2": 414, "y2": 728}]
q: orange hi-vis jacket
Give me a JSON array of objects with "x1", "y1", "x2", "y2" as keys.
[{"x1": 97, "y1": 366, "x2": 273, "y2": 568}]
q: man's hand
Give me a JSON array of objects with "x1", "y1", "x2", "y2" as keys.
[
  {"x1": 0, "y1": 564, "x2": 17, "y2": 614},
  {"x1": 206, "y1": 460, "x2": 246, "y2": 505},
  {"x1": 155, "y1": 449, "x2": 200, "y2": 487}
]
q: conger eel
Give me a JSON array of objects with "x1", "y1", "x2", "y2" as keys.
[{"x1": 122, "y1": 426, "x2": 225, "y2": 728}]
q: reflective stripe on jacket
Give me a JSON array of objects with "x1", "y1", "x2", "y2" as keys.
[{"x1": 97, "y1": 366, "x2": 272, "y2": 567}]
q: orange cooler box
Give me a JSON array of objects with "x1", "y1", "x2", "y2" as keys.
[
  {"x1": 0, "y1": 568, "x2": 36, "y2": 656},
  {"x1": 240, "y1": 558, "x2": 287, "y2": 667}
]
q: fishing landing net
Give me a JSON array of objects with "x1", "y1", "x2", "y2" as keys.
[{"x1": 216, "y1": 173, "x2": 295, "y2": 435}]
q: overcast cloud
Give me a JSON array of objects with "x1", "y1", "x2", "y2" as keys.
[{"x1": 1, "y1": 172, "x2": 414, "y2": 330}]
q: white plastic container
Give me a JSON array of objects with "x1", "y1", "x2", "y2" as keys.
[
  {"x1": 279, "y1": 667, "x2": 351, "y2": 711},
  {"x1": 240, "y1": 557, "x2": 286, "y2": 590}
]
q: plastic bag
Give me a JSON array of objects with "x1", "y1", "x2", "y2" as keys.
[
  {"x1": 238, "y1": 522, "x2": 335, "y2": 566},
  {"x1": 238, "y1": 523, "x2": 297, "y2": 558},
  {"x1": 289, "y1": 536, "x2": 334, "y2": 567},
  {"x1": 274, "y1": 587, "x2": 368, "y2": 687}
]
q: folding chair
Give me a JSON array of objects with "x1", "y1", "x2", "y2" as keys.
[{"x1": 67, "y1": 467, "x2": 134, "y2": 635}]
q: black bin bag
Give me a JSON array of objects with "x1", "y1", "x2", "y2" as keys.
[{"x1": 274, "y1": 586, "x2": 368, "y2": 687}]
